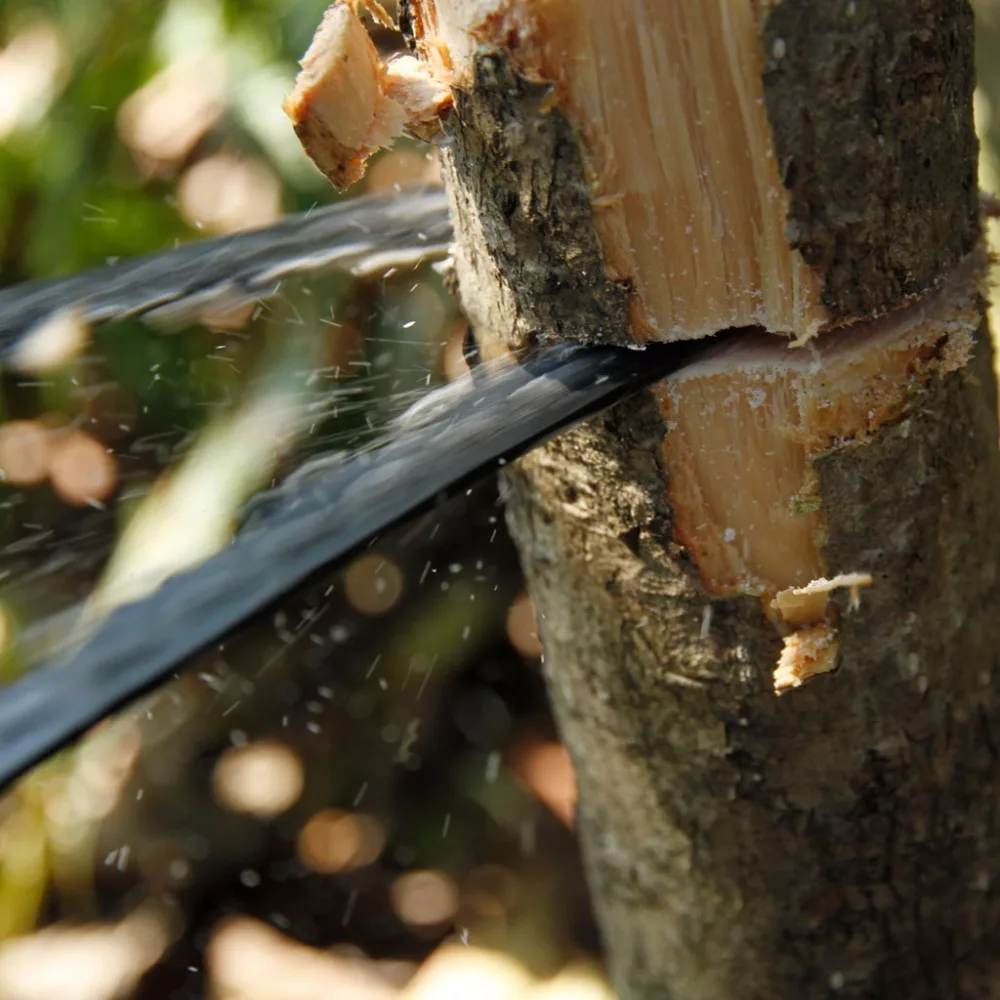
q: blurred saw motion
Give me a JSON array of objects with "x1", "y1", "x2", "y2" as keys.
[
  {"x1": 0, "y1": 189, "x2": 451, "y2": 365},
  {"x1": 0, "y1": 187, "x2": 711, "y2": 790}
]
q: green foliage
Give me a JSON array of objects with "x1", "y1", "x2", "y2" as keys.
[{"x1": 0, "y1": 0, "x2": 331, "y2": 283}]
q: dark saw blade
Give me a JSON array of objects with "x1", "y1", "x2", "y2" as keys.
[{"x1": 0, "y1": 337, "x2": 709, "y2": 790}]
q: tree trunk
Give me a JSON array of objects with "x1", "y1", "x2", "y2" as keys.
[{"x1": 293, "y1": 1, "x2": 1000, "y2": 996}]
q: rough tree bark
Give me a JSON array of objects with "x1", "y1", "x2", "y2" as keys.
[{"x1": 288, "y1": 2, "x2": 1000, "y2": 997}]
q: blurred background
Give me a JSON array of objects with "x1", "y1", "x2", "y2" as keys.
[
  {"x1": 0, "y1": 1, "x2": 999, "y2": 998},
  {"x1": 0, "y1": 1, "x2": 598, "y2": 998}
]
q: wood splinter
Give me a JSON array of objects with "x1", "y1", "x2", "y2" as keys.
[
  {"x1": 287, "y1": 0, "x2": 985, "y2": 697},
  {"x1": 658, "y1": 252, "x2": 982, "y2": 694},
  {"x1": 283, "y1": 0, "x2": 452, "y2": 190},
  {"x1": 770, "y1": 574, "x2": 873, "y2": 695}
]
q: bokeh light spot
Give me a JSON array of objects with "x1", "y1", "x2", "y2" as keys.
[
  {"x1": 48, "y1": 430, "x2": 118, "y2": 506},
  {"x1": 506, "y1": 593, "x2": 543, "y2": 659},
  {"x1": 390, "y1": 869, "x2": 459, "y2": 929},
  {"x1": 345, "y1": 554, "x2": 404, "y2": 616},
  {"x1": 0, "y1": 420, "x2": 51, "y2": 487},
  {"x1": 297, "y1": 809, "x2": 386, "y2": 873},
  {"x1": 212, "y1": 740, "x2": 305, "y2": 818}
]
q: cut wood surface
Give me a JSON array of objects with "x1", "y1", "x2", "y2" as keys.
[{"x1": 290, "y1": 2, "x2": 1000, "y2": 996}]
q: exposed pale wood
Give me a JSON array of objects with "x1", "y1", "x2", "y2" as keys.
[
  {"x1": 656, "y1": 255, "x2": 981, "y2": 693},
  {"x1": 403, "y1": 0, "x2": 977, "y2": 348},
  {"x1": 284, "y1": 1, "x2": 450, "y2": 190},
  {"x1": 405, "y1": 0, "x2": 827, "y2": 342},
  {"x1": 397, "y1": 1, "x2": 999, "y2": 996},
  {"x1": 503, "y1": 316, "x2": 1000, "y2": 998},
  {"x1": 288, "y1": 1, "x2": 1000, "y2": 995}
]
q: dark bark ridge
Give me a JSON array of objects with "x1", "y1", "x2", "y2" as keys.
[
  {"x1": 761, "y1": 0, "x2": 979, "y2": 320},
  {"x1": 443, "y1": 52, "x2": 631, "y2": 352},
  {"x1": 504, "y1": 328, "x2": 1000, "y2": 999},
  {"x1": 432, "y1": 4, "x2": 1000, "y2": 996}
]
